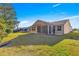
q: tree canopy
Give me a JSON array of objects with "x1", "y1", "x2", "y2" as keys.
[{"x1": 0, "y1": 3, "x2": 19, "y2": 41}]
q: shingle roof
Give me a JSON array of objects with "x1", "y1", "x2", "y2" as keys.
[
  {"x1": 35, "y1": 19, "x2": 69, "y2": 25},
  {"x1": 49, "y1": 20, "x2": 69, "y2": 25}
]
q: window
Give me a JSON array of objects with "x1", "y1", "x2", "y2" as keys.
[
  {"x1": 57, "y1": 26, "x2": 62, "y2": 31},
  {"x1": 32, "y1": 27, "x2": 36, "y2": 31}
]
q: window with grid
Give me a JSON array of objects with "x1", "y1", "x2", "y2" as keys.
[
  {"x1": 32, "y1": 27, "x2": 36, "y2": 31},
  {"x1": 57, "y1": 26, "x2": 62, "y2": 31}
]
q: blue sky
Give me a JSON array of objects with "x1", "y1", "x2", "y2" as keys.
[{"x1": 12, "y1": 3, "x2": 79, "y2": 29}]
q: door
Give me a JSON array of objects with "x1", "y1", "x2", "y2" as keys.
[
  {"x1": 37, "y1": 26, "x2": 41, "y2": 33},
  {"x1": 49, "y1": 25, "x2": 51, "y2": 34},
  {"x1": 53, "y1": 26, "x2": 55, "y2": 34}
]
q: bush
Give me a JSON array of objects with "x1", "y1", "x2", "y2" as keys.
[
  {"x1": 5, "y1": 29, "x2": 12, "y2": 34},
  {"x1": 62, "y1": 32, "x2": 79, "y2": 39}
]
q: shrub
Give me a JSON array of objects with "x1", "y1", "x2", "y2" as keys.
[
  {"x1": 5, "y1": 29, "x2": 12, "y2": 34},
  {"x1": 62, "y1": 32, "x2": 79, "y2": 39}
]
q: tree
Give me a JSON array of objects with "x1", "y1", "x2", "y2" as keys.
[
  {"x1": 0, "y1": 15, "x2": 7, "y2": 42},
  {"x1": 0, "y1": 3, "x2": 19, "y2": 42},
  {"x1": 73, "y1": 28, "x2": 78, "y2": 31}
]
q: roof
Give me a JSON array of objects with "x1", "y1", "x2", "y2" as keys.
[
  {"x1": 34, "y1": 19, "x2": 69, "y2": 25},
  {"x1": 50, "y1": 20, "x2": 69, "y2": 25}
]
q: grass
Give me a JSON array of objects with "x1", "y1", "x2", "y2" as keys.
[
  {"x1": 52, "y1": 39, "x2": 79, "y2": 56},
  {"x1": 0, "y1": 32, "x2": 29, "y2": 44},
  {"x1": 0, "y1": 32, "x2": 79, "y2": 56},
  {"x1": 0, "y1": 39, "x2": 79, "y2": 56},
  {"x1": 61, "y1": 32, "x2": 79, "y2": 40},
  {"x1": 9, "y1": 33, "x2": 62, "y2": 46}
]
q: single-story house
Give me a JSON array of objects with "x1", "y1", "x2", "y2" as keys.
[{"x1": 28, "y1": 19, "x2": 72, "y2": 35}]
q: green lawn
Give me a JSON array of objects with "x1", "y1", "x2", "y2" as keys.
[
  {"x1": 0, "y1": 32, "x2": 30, "y2": 44},
  {"x1": 0, "y1": 32, "x2": 79, "y2": 56}
]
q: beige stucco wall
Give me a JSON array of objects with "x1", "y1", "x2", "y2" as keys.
[
  {"x1": 50, "y1": 25, "x2": 64, "y2": 35},
  {"x1": 29, "y1": 21, "x2": 47, "y2": 33},
  {"x1": 29, "y1": 26, "x2": 37, "y2": 33},
  {"x1": 64, "y1": 21, "x2": 72, "y2": 34},
  {"x1": 54, "y1": 25, "x2": 64, "y2": 35}
]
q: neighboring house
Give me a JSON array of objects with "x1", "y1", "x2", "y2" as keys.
[
  {"x1": 13, "y1": 27, "x2": 28, "y2": 32},
  {"x1": 28, "y1": 19, "x2": 72, "y2": 35}
]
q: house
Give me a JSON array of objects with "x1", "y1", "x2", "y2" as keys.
[
  {"x1": 29, "y1": 19, "x2": 72, "y2": 35},
  {"x1": 13, "y1": 27, "x2": 28, "y2": 32}
]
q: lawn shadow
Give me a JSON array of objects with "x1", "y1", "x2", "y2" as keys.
[
  {"x1": 1, "y1": 32, "x2": 79, "y2": 47},
  {"x1": 1, "y1": 33, "x2": 64, "y2": 47}
]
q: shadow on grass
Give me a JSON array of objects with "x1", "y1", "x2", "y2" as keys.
[
  {"x1": 1, "y1": 32, "x2": 79, "y2": 47},
  {"x1": 4, "y1": 33, "x2": 64, "y2": 47}
]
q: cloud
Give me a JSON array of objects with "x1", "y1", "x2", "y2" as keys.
[
  {"x1": 47, "y1": 15, "x2": 79, "y2": 29},
  {"x1": 18, "y1": 15, "x2": 79, "y2": 29},
  {"x1": 59, "y1": 15, "x2": 79, "y2": 29},
  {"x1": 60, "y1": 15, "x2": 79, "y2": 20},
  {"x1": 18, "y1": 20, "x2": 29, "y2": 28},
  {"x1": 18, "y1": 20, "x2": 34, "y2": 28},
  {"x1": 53, "y1": 4, "x2": 61, "y2": 8},
  {"x1": 18, "y1": 16, "x2": 47, "y2": 28}
]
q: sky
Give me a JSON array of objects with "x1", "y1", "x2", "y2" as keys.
[{"x1": 12, "y1": 3, "x2": 79, "y2": 29}]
